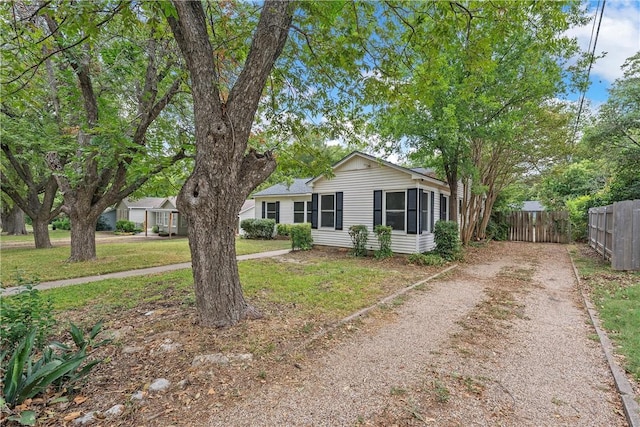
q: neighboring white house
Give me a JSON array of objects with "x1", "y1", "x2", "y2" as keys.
[
  {"x1": 116, "y1": 197, "x2": 166, "y2": 228},
  {"x1": 115, "y1": 196, "x2": 187, "y2": 235},
  {"x1": 238, "y1": 200, "x2": 255, "y2": 235},
  {"x1": 252, "y1": 179, "x2": 313, "y2": 225},
  {"x1": 307, "y1": 151, "x2": 460, "y2": 254}
]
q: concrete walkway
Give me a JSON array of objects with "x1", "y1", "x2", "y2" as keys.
[{"x1": 1, "y1": 249, "x2": 291, "y2": 297}]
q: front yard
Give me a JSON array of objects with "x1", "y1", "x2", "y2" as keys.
[
  {"x1": 0, "y1": 237, "x2": 290, "y2": 287},
  {"x1": 1, "y1": 247, "x2": 445, "y2": 425}
]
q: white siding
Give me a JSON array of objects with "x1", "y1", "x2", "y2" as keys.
[
  {"x1": 310, "y1": 156, "x2": 455, "y2": 254},
  {"x1": 238, "y1": 207, "x2": 254, "y2": 235},
  {"x1": 129, "y1": 209, "x2": 147, "y2": 226},
  {"x1": 254, "y1": 196, "x2": 311, "y2": 224}
]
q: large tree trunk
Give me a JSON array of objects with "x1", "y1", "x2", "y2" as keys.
[
  {"x1": 3, "y1": 205, "x2": 27, "y2": 235},
  {"x1": 68, "y1": 211, "x2": 98, "y2": 261},
  {"x1": 32, "y1": 217, "x2": 52, "y2": 248},
  {"x1": 180, "y1": 179, "x2": 253, "y2": 326},
  {"x1": 168, "y1": 0, "x2": 292, "y2": 327}
]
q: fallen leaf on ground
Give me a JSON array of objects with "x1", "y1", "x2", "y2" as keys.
[{"x1": 63, "y1": 412, "x2": 82, "y2": 421}]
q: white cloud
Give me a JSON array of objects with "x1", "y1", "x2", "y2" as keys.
[{"x1": 567, "y1": 1, "x2": 640, "y2": 84}]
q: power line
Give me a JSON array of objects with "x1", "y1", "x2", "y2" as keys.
[{"x1": 572, "y1": 0, "x2": 606, "y2": 141}]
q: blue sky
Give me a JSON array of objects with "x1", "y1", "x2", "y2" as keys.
[{"x1": 565, "y1": 0, "x2": 640, "y2": 106}]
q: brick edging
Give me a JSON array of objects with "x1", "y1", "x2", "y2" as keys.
[{"x1": 568, "y1": 248, "x2": 640, "y2": 427}]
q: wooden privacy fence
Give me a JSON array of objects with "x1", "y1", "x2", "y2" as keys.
[
  {"x1": 507, "y1": 211, "x2": 570, "y2": 243},
  {"x1": 589, "y1": 199, "x2": 640, "y2": 271}
]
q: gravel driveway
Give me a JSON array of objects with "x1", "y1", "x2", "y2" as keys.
[{"x1": 209, "y1": 242, "x2": 626, "y2": 426}]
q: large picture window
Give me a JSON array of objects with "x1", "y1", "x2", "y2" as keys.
[
  {"x1": 320, "y1": 194, "x2": 335, "y2": 227},
  {"x1": 385, "y1": 191, "x2": 405, "y2": 231},
  {"x1": 293, "y1": 202, "x2": 305, "y2": 223}
]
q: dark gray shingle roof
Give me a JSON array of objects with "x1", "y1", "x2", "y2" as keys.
[{"x1": 253, "y1": 178, "x2": 312, "y2": 197}]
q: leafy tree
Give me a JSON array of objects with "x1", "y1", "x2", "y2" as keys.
[
  {"x1": 584, "y1": 52, "x2": 640, "y2": 202},
  {"x1": 164, "y1": 0, "x2": 385, "y2": 326},
  {"x1": 1, "y1": 2, "x2": 187, "y2": 260},
  {"x1": 536, "y1": 160, "x2": 606, "y2": 210},
  {"x1": 369, "y1": 1, "x2": 587, "y2": 242}
]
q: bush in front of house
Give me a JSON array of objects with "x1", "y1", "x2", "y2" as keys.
[
  {"x1": 408, "y1": 252, "x2": 446, "y2": 266},
  {"x1": 434, "y1": 220, "x2": 462, "y2": 261},
  {"x1": 374, "y1": 225, "x2": 393, "y2": 259},
  {"x1": 348, "y1": 224, "x2": 368, "y2": 257},
  {"x1": 241, "y1": 218, "x2": 276, "y2": 239},
  {"x1": 276, "y1": 223, "x2": 292, "y2": 237},
  {"x1": 51, "y1": 217, "x2": 70, "y2": 230},
  {"x1": 115, "y1": 220, "x2": 136, "y2": 233},
  {"x1": 290, "y1": 223, "x2": 313, "y2": 250}
]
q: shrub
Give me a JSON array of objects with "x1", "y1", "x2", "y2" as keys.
[
  {"x1": 291, "y1": 223, "x2": 313, "y2": 250},
  {"x1": 1, "y1": 286, "x2": 55, "y2": 359},
  {"x1": 374, "y1": 225, "x2": 393, "y2": 259},
  {"x1": 566, "y1": 194, "x2": 602, "y2": 242},
  {"x1": 434, "y1": 220, "x2": 462, "y2": 261},
  {"x1": 152, "y1": 225, "x2": 159, "y2": 233},
  {"x1": 486, "y1": 213, "x2": 509, "y2": 241},
  {"x1": 408, "y1": 252, "x2": 446, "y2": 266},
  {"x1": 276, "y1": 223, "x2": 292, "y2": 237},
  {"x1": 348, "y1": 225, "x2": 369, "y2": 257},
  {"x1": 2, "y1": 322, "x2": 110, "y2": 408},
  {"x1": 51, "y1": 217, "x2": 70, "y2": 231},
  {"x1": 241, "y1": 218, "x2": 276, "y2": 239},
  {"x1": 115, "y1": 220, "x2": 136, "y2": 233},
  {"x1": 95, "y1": 216, "x2": 110, "y2": 231}
]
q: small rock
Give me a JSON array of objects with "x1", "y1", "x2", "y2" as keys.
[
  {"x1": 122, "y1": 346, "x2": 144, "y2": 354},
  {"x1": 177, "y1": 379, "x2": 190, "y2": 390},
  {"x1": 144, "y1": 310, "x2": 155, "y2": 316},
  {"x1": 131, "y1": 391, "x2": 145, "y2": 401},
  {"x1": 149, "y1": 378, "x2": 170, "y2": 392},
  {"x1": 101, "y1": 325, "x2": 133, "y2": 341},
  {"x1": 73, "y1": 412, "x2": 95, "y2": 425},
  {"x1": 158, "y1": 341, "x2": 182, "y2": 353},
  {"x1": 105, "y1": 404, "x2": 124, "y2": 417}
]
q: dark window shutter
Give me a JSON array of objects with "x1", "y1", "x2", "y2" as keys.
[
  {"x1": 373, "y1": 190, "x2": 382, "y2": 227},
  {"x1": 418, "y1": 189, "x2": 424, "y2": 232},
  {"x1": 275, "y1": 201, "x2": 280, "y2": 224},
  {"x1": 430, "y1": 191, "x2": 435, "y2": 231},
  {"x1": 407, "y1": 188, "x2": 418, "y2": 234},
  {"x1": 440, "y1": 194, "x2": 447, "y2": 220},
  {"x1": 262, "y1": 201, "x2": 265, "y2": 219},
  {"x1": 335, "y1": 192, "x2": 343, "y2": 230},
  {"x1": 311, "y1": 193, "x2": 318, "y2": 229}
]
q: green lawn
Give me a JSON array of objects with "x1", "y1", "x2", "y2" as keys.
[
  {"x1": 570, "y1": 245, "x2": 640, "y2": 382},
  {"x1": 0, "y1": 238, "x2": 291, "y2": 287},
  {"x1": 0, "y1": 229, "x2": 71, "y2": 243},
  {"x1": 39, "y1": 255, "x2": 422, "y2": 321}
]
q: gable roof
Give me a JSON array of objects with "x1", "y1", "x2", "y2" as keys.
[
  {"x1": 307, "y1": 151, "x2": 448, "y2": 187},
  {"x1": 253, "y1": 178, "x2": 312, "y2": 197},
  {"x1": 239, "y1": 199, "x2": 255, "y2": 214},
  {"x1": 521, "y1": 201, "x2": 545, "y2": 211}
]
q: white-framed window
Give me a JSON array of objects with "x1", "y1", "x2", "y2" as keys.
[
  {"x1": 266, "y1": 202, "x2": 277, "y2": 220},
  {"x1": 293, "y1": 202, "x2": 305, "y2": 223},
  {"x1": 156, "y1": 212, "x2": 177, "y2": 227},
  {"x1": 421, "y1": 191, "x2": 430, "y2": 233},
  {"x1": 117, "y1": 208, "x2": 128, "y2": 221},
  {"x1": 306, "y1": 201, "x2": 312, "y2": 223},
  {"x1": 385, "y1": 191, "x2": 405, "y2": 231},
  {"x1": 320, "y1": 194, "x2": 335, "y2": 228}
]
